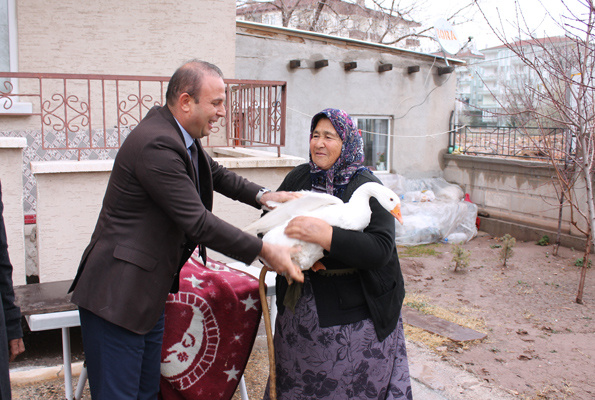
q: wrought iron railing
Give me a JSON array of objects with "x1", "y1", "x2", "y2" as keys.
[
  {"x1": 449, "y1": 125, "x2": 570, "y2": 162},
  {"x1": 0, "y1": 72, "x2": 287, "y2": 214},
  {"x1": 0, "y1": 72, "x2": 286, "y2": 158}
]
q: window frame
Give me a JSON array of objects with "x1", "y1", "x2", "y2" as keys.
[
  {"x1": 4, "y1": 0, "x2": 17, "y2": 73},
  {"x1": 352, "y1": 115, "x2": 392, "y2": 173},
  {"x1": 1, "y1": 0, "x2": 31, "y2": 114}
]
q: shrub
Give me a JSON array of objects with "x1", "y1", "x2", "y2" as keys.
[
  {"x1": 574, "y1": 257, "x2": 592, "y2": 268},
  {"x1": 452, "y1": 245, "x2": 471, "y2": 271},
  {"x1": 499, "y1": 234, "x2": 516, "y2": 267},
  {"x1": 536, "y1": 235, "x2": 550, "y2": 246}
]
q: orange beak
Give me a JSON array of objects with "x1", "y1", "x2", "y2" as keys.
[{"x1": 390, "y1": 204, "x2": 403, "y2": 224}]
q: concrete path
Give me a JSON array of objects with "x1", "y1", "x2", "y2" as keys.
[
  {"x1": 10, "y1": 331, "x2": 518, "y2": 400},
  {"x1": 407, "y1": 341, "x2": 516, "y2": 400}
]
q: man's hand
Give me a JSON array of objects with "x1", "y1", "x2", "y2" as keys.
[
  {"x1": 260, "y1": 191, "x2": 302, "y2": 210},
  {"x1": 285, "y1": 216, "x2": 333, "y2": 251},
  {"x1": 9, "y1": 338, "x2": 25, "y2": 362},
  {"x1": 259, "y1": 242, "x2": 304, "y2": 283}
]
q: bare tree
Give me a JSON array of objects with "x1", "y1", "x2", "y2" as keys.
[
  {"x1": 237, "y1": 0, "x2": 306, "y2": 27},
  {"x1": 310, "y1": 0, "x2": 328, "y2": 31},
  {"x1": 370, "y1": 0, "x2": 476, "y2": 48},
  {"x1": 478, "y1": 0, "x2": 595, "y2": 303},
  {"x1": 236, "y1": 0, "x2": 476, "y2": 51}
]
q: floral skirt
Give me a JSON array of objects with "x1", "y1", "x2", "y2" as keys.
[{"x1": 263, "y1": 276, "x2": 412, "y2": 400}]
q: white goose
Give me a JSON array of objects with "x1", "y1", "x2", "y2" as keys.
[{"x1": 244, "y1": 181, "x2": 404, "y2": 270}]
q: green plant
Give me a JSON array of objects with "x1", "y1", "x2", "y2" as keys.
[
  {"x1": 452, "y1": 245, "x2": 471, "y2": 271},
  {"x1": 499, "y1": 234, "x2": 516, "y2": 267},
  {"x1": 404, "y1": 298, "x2": 429, "y2": 313},
  {"x1": 574, "y1": 257, "x2": 592, "y2": 268},
  {"x1": 399, "y1": 244, "x2": 439, "y2": 257},
  {"x1": 536, "y1": 235, "x2": 550, "y2": 246}
]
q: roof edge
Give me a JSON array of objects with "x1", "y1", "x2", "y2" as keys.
[{"x1": 236, "y1": 20, "x2": 465, "y2": 65}]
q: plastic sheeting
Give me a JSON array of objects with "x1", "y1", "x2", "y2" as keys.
[{"x1": 380, "y1": 175, "x2": 478, "y2": 246}]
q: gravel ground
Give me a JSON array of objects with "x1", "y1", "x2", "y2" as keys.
[
  {"x1": 232, "y1": 336, "x2": 270, "y2": 400},
  {"x1": 10, "y1": 325, "x2": 271, "y2": 400},
  {"x1": 12, "y1": 376, "x2": 91, "y2": 400}
]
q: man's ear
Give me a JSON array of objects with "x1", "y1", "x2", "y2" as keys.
[{"x1": 178, "y1": 93, "x2": 192, "y2": 112}]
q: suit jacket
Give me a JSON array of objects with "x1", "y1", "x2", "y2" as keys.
[{"x1": 70, "y1": 106, "x2": 263, "y2": 334}]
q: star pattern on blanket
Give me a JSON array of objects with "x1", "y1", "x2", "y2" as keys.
[
  {"x1": 224, "y1": 366, "x2": 240, "y2": 382},
  {"x1": 184, "y1": 275, "x2": 204, "y2": 289},
  {"x1": 241, "y1": 294, "x2": 258, "y2": 311}
]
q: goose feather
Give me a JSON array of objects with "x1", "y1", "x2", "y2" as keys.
[{"x1": 244, "y1": 182, "x2": 403, "y2": 270}]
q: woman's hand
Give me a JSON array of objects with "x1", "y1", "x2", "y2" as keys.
[{"x1": 285, "y1": 216, "x2": 333, "y2": 251}]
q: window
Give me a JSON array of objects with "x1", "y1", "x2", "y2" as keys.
[
  {"x1": 0, "y1": 0, "x2": 9, "y2": 72},
  {"x1": 0, "y1": 0, "x2": 30, "y2": 113},
  {"x1": 353, "y1": 117, "x2": 390, "y2": 172}
]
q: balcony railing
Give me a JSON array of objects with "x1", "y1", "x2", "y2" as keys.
[
  {"x1": 450, "y1": 125, "x2": 570, "y2": 162},
  {"x1": 0, "y1": 72, "x2": 287, "y2": 214},
  {"x1": 0, "y1": 72, "x2": 286, "y2": 157}
]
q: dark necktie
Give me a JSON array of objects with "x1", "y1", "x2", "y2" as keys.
[
  {"x1": 189, "y1": 141, "x2": 206, "y2": 263},
  {"x1": 189, "y1": 141, "x2": 199, "y2": 181}
]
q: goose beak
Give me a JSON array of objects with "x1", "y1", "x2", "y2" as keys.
[{"x1": 390, "y1": 205, "x2": 403, "y2": 224}]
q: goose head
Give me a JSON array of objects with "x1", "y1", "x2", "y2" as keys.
[{"x1": 357, "y1": 182, "x2": 404, "y2": 224}]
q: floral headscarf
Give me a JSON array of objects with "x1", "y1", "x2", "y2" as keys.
[{"x1": 309, "y1": 108, "x2": 367, "y2": 198}]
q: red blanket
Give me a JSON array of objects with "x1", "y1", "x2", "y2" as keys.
[{"x1": 159, "y1": 253, "x2": 262, "y2": 400}]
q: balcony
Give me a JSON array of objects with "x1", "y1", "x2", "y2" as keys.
[
  {"x1": 0, "y1": 72, "x2": 286, "y2": 156},
  {"x1": 0, "y1": 72, "x2": 289, "y2": 214}
]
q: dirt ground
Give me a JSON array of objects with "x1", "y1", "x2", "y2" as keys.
[
  {"x1": 399, "y1": 231, "x2": 594, "y2": 400},
  {"x1": 8, "y1": 231, "x2": 595, "y2": 399}
]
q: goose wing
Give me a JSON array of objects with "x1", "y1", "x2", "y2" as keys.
[{"x1": 243, "y1": 191, "x2": 343, "y2": 234}]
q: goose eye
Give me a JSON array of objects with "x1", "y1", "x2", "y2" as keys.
[{"x1": 390, "y1": 198, "x2": 394, "y2": 202}]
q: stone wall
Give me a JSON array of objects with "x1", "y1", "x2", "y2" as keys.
[
  {"x1": 443, "y1": 154, "x2": 590, "y2": 249},
  {"x1": 30, "y1": 149, "x2": 304, "y2": 283},
  {"x1": 0, "y1": 137, "x2": 27, "y2": 285}
]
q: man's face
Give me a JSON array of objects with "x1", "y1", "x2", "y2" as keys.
[{"x1": 185, "y1": 74, "x2": 226, "y2": 139}]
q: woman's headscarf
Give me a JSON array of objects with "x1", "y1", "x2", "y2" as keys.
[{"x1": 309, "y1": 108, "x2": 367, "y2": 198}]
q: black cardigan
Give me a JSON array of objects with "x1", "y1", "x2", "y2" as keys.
[{"x1": 274, "y1": 164, "x2": 405, "y2": 342}]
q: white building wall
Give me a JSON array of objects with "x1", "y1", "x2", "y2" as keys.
[
  {"x1": 236, "y1": 22, "x2": 460, "y2": 178},
  {"x1": 16, "y1": 0, "x2": 236, "y2": 77},
  {"x1": 0, "y1": 137, "x2": 26, "y2": 285}
]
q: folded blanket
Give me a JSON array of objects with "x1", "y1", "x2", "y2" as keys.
[{"x1": 159, "y1": 252, "x2": 262, "y2": 400}]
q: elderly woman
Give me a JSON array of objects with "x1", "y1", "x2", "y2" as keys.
[{"x1": 264, "y1": 109, "x2": 411, "y2": 400}]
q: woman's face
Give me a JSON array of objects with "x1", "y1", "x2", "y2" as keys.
[{"x1": 310, "y1": 118, "x2": 343, "y2": 170}]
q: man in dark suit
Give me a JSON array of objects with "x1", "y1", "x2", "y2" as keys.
[
  {"x1": 69, "y1": 60, "x2": 303, "y2": 400},
  {"x1": 0, "y1": 181, "x2": 25, "y2": 400}
]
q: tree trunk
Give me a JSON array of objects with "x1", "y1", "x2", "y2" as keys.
[
  {"x1": 576, "y1": 232, "x2": 591, "y2": 304},
  {"x1": 576, "y1": 138, "x2": 594, "y2": 303},
  {"x1": 554, "y1": 194, "x2": 563, "y2": 256},
  {"x1": 309, "y1": 0, "x2": 327, "y2": 31}
]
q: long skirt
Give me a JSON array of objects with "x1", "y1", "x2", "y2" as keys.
[{"x1": 264, "y1": 276, "x2": 412, "y2": 400}]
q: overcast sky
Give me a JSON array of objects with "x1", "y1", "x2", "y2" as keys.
[
  {"x1": 452, "y1": 0, "x2": 575, "y2": 49},
  {"x1": 371, "y1": 0, "x2": 583, "y2": 50}
]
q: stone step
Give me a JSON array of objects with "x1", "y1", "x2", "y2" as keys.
[{"x1": 402, "y1": 306, "x2": 487, "y2": 342}]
